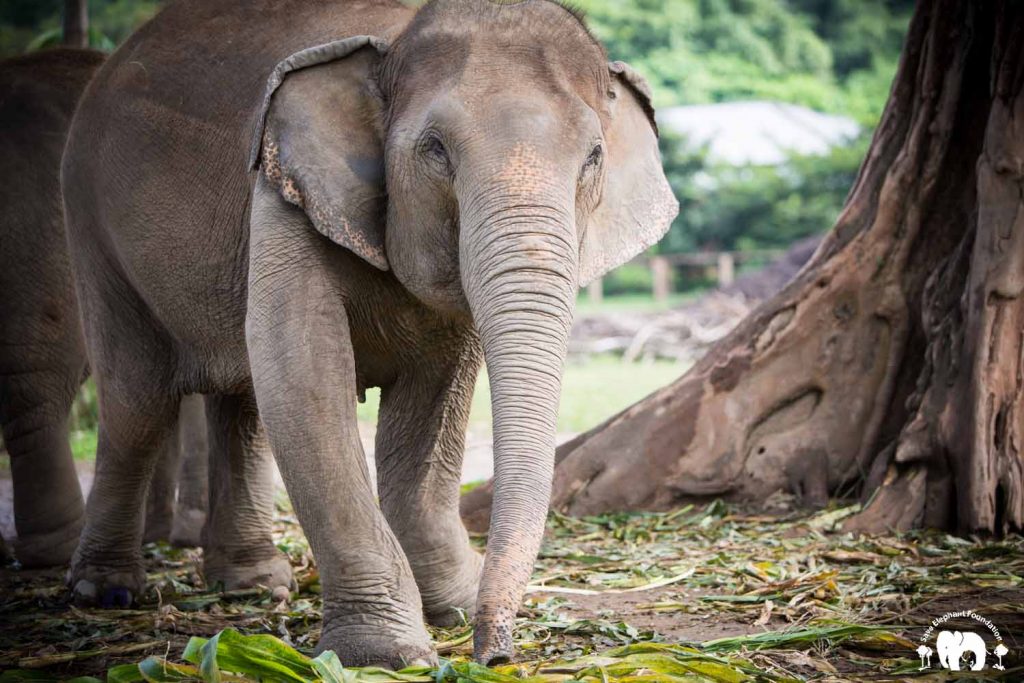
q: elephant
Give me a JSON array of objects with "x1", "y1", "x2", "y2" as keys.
[
  {"x1": 0, "y1": 48, "x2": 209, "y2": 567},
  {"x1": 60, "y1": 0, "x2": 677, "y2": 667},
  {"x1": 936, "y1": 630, "x2": 987, "y2": 671}
]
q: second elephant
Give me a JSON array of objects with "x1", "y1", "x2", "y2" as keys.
[{"x1": 0, "y1": 48, "x2": 208, "y2": 566}]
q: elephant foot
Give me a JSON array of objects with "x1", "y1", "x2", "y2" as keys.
[
  {"x1": 14, "y1": 517, "x2": 84, "y2": 568},
  {"x1": 203, "y1": 549, "x2": 294, "y2": 592},
  {"x1": 420, "y1": 549, "x2": 482, "y2": 627},
  {"x1": 318, "y1": 621, "x2": 437, "y2": 670},
  {"x1": 68, "y1": 558, "x2": 146, "y2": 608},
  {"x1": 169, "y1": 507, "x2": 206, "y2": 548}
]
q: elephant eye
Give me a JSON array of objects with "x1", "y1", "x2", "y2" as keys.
[{"x1": 419, "y1": 131, "x2": 451, "y2": 171}]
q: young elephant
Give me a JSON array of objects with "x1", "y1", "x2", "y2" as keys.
[
  {"x1": 62, "y1": 0, "x2": 677, "y2": 667},
  {"x1": 0, "y1": 49, "x2": 208, "y2": 566}
]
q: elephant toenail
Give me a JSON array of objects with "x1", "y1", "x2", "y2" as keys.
[
  {"x1": 74, "y1": 579, "x2": 97, "y2": 601},
  {"x1": 100, "y1": 587, "x2": 132, "y2": 608}
]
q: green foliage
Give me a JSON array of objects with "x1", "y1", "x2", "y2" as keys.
[
  {"x1": 602, "y1": 262, "x2": 660, "y2": 296},
  {"x1": 789, "y1": 0, "x2": 914, "y2": 78},
  {"x1": 576, "y1": 0, "x2": 910, "y2": 125},
  {"x1": 569, "y1": 0, "x2": 909, "y2": 256},
  {"x1": 25, "y1": 26, "x2": 115, "y2": 51},
  {"x1": 655, "y1": 128, "x2": 868, "y2": 254},
  {"x1": 0, "y1": 0, "x2": 159, "y2": 56},
  {"x1": 0, "y1": 0, "x2": 910, "y2": 125},
  {"x1": 70, "y1": 378, "x2": 97, "y2": 433},
  {"x1": 39, "y1": 624, "x2": 859, "y2": 681},
  {"x1": 0, "y1": 0, "x2": 909, "y2": 280},
  {"x1": 659, "y1": 130, "x2": 870, "y2": 253}
]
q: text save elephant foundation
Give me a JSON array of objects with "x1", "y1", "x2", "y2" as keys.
[{"x1": 61, "y1": 0, "x2": 678, "y2": 667}]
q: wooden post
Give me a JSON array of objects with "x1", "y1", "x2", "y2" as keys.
[
  {"x1": 63, "y1": 0, "x2": 89, "y2": 48},
  {"x1": 651, "y1": 256, "x2": 671, "y2": 301},
  {"x1": 717, "y1": 252, "x2": 735, "y2": 287},
  {"x1": 587, "y1": 277, "x2": 603, "y2": 304}
]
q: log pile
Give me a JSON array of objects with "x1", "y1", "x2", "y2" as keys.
[{"x1": 570, "y1": 236, "x2": 821, "y2": 363}]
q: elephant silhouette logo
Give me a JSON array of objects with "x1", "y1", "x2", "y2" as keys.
[
  {"x1": 936, "y1": 630, "x2": 986, "y2": 671},
  {"x1": 917, "y1": 609, "x2": 1009, "y2": 672}
]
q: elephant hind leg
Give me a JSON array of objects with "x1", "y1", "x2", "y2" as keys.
[
  {"x1": 170, "y1": 394, "x2": 208, "y2": 548},
  {"x1": 142, "y1": 424, "x2": 181, "y2": 543},
  {"x1": 0, "y1": 366, "x2": 86, "y2": 568},
  {"x1": 200, "y1": 392, "x2": 291, "y2": 592},
  {"x1": 142, "y1": 394, "x2": 211, "y2": 547}
]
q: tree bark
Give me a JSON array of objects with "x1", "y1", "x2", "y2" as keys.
[
  {"x1": 462, "y1": 0, "x2": 1024, "y2": 535},
  {"x1": 62, "y1": 0, "x2": 88, "y2": 48}
]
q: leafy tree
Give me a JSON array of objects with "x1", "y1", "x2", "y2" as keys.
[
  {"x1": 0, "y1": 0, "x2": 158, "y2": 55},
  {"x1": 0, "y1": 0, "x2": 909, "y2": 266}
]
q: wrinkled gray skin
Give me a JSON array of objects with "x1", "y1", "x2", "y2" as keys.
[
  {"x1": 0, "y1": 49, "x2": 208, "y2": 567},
  {"x1": 62, "y1": 0, "x2": 677, "y2": 667},
  {"x1": 142, "y1": 394, "x2": 210, "y2": 547}
]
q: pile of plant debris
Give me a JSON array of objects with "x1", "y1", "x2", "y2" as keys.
[
  {"x1": 1, "y1": 497, "x2": 1021, "y2": 682},
  {"x1": 569, "y1": 238, "x2": 822, "y2": 364}
]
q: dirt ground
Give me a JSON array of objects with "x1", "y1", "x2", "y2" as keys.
[{"x1": 1, "y1": 497, "x2": 1021, "y2": 681}]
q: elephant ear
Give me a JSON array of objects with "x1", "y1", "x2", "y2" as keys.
[
  {"x1": 250, "y1": 36, "x2": 389, "y2": 270},
  {"x1": 578, "y1": 61, "x2": 679, "y2": 285}
]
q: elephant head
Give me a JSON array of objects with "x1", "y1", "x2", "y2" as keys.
[
  {"x1": 249, "y1": 0, "x2": 677, "y2": 664},
  {"x1": 936, "y1": 630, "x2": 988, "y2": 671}
]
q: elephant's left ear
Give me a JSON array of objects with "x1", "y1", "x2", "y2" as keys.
[
  {"x1": 578, "y1": 61, "x2": 679, "y2": 285},
  {"x1": 250, "y1": 36, "x2": 390, "y2": 270}
]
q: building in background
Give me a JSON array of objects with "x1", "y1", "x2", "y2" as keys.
[{"x1": 658, "y1": 100, "x2": 860, "y2": 166}]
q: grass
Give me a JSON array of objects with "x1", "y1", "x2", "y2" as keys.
[
  {"x1": 48, "y1": 292, "x2": 695, "y2": 463},
  {"x1": 58, "y1": 355, "x2": 683, "y2": 464},
  {"x1": 69, "y1": 429, "x2": 97, "y2": 461},
  {"x1": 574, "y1": 291, "x2": 697, "y2": 316},
  {"x1": 357, "y1": 353, "x2": 685, "y2": 435},
  {"x1": 57, "y1": 355, "x2": 684, "y2": 463},
  {"x1": 0, "y1": 430, "x2": 96, "y2": 471}
]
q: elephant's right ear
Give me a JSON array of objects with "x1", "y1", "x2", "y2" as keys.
[{"x1": 250, "y1": 36, "x2": 389, "y2": 270}]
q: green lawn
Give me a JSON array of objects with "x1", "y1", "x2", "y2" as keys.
[
  {"x1": 358, "y1": 353, "x2": 687, "y2": 434},
  {"x1": 6, "y1": 293, "x2": 693, "y2": 464},
  {"x1": 0, "y1": 354, "x2": 686, "y2": 467},
  {"x1": 574, "y1": 291, "x2": 697, "y2": 316}
]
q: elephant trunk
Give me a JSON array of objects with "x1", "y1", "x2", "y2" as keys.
[{"x1": 459, "y1": 183, "x2": 577, "y2": 664}]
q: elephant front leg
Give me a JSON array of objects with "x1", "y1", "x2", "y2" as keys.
[
  {"x1": 247, "y1": 193, "x2": 432, "y2": 668},
  {"x1": 69, "y1": 389, "x2": 180, "y2": 607},
  {"x1": 376, "y1": 340, "x2": 484, "y2": 627}
]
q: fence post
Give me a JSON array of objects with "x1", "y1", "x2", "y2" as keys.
[
  {"x1": 651, "y1": 256, "x2": 671, "y2": 301},
  {"x1": 717, "y1": 252, "x2": 735, "y2": 287},
  {"x1": 587, "y1": 277, "x2": 603, "y2": 304}
]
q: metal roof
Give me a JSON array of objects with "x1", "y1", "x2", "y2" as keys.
[{"x1": 657, "y1": 100, "x2": 860, "y2": 165}]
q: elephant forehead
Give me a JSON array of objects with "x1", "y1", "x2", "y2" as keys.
[{"x1": 494, "y1": 142, "x2": 556, "y2": 195}]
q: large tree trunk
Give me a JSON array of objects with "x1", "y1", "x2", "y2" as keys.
[
  {"x1": 462, "y1": 0, "x2": 1024, "y2": 535},
  {"x1": 62, "y1": 0, "x2": 88, "y2": 48}
]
